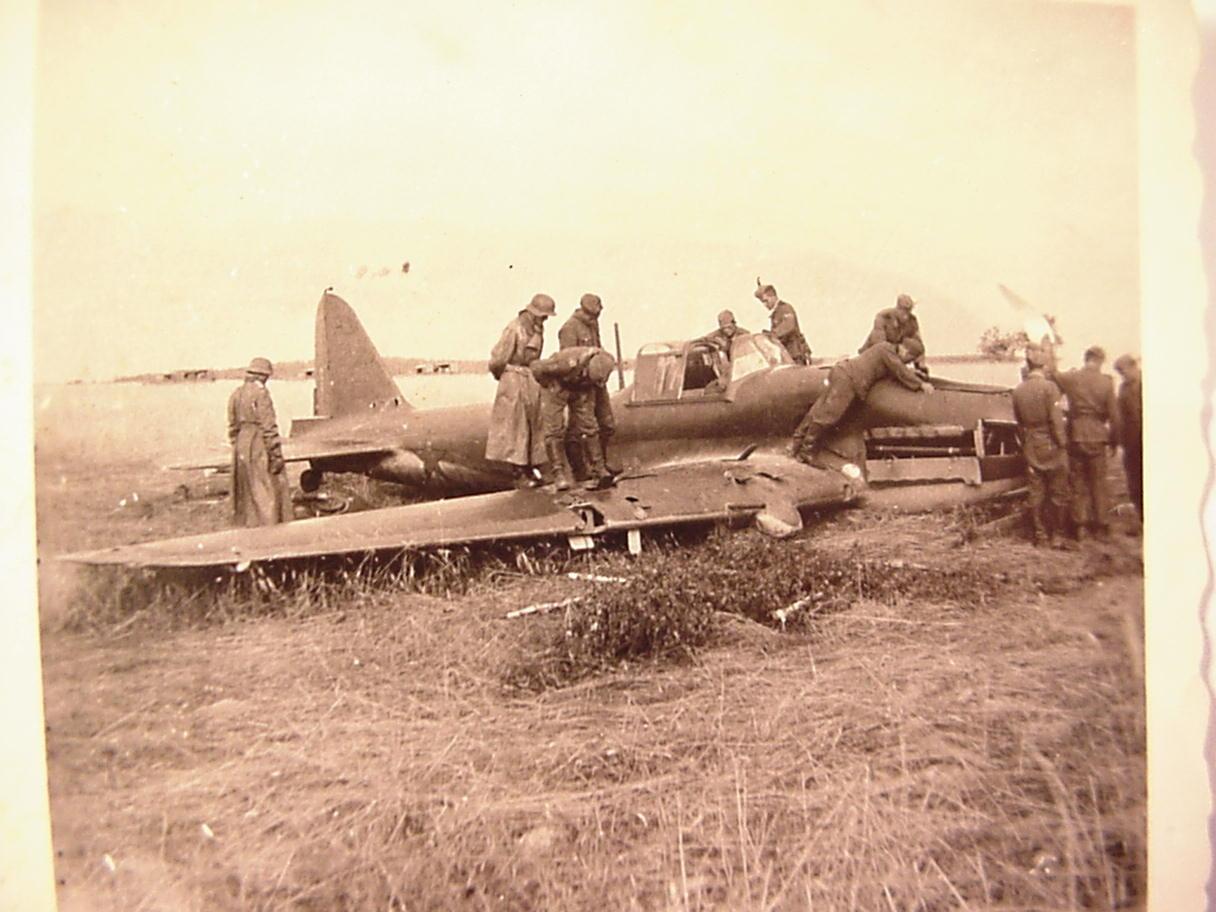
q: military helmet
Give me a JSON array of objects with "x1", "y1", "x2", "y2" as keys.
[
  {"x1": 1084, "y1": 345, "x2": 1106, "y2": 363},
  {"x1": 579, "y1": 293, "x2": 603, "y2": 315},
  {"x1": 246, "y1": 357, "x2": 273, "y2": 377},
  {"x1": 526, "y1": 293, "x2": 557, "y2": 318},
  {"x1": 586, "y1": 350, "x2": 616, "y2": 385},
  {"x1": 896, "y1": 293, "x2": 916, "y2": 310},
  {"x1": 717, "y1": 309, "x2": 737, "y2": 328}
]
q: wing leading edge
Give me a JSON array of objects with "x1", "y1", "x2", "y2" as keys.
[{"x1": 62, "y1": 455, "x2": 861, "y2": 568}]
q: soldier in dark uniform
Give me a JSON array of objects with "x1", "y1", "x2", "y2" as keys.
[
  {"x1": 697, "y1": 309, "x2": 749, "y2": 356},
  {"x1": 788, "y1": 341, "x2": 932, "y2": 463},
  {"x1": 530, "y1": 347, "x2": 617, "y2": 491},
  {"x1": 1045, "y1": 345, "x2": 1122, "y2": 541},
  {"x1": 558, "y1": 293, "x2": 616, "y2": 477},
  {"x1": 755, "y1": 281, "x2": 811, "y2": 364},
  {"x1": 227, "y1": 357, "x2": 292, "y2": 527},
  {"x1": 1114, "y1": 354, "x2": 1142, "y2": 526},
  {"x1": 486, "y1": 294, "x2": 554, "y2": 487},
  {"x1": 860, "y1": 294, "x2": 927, "y2": 377},
  {"x1": 1012, "y1": 346, "x2": 1070, "y2": 546}
]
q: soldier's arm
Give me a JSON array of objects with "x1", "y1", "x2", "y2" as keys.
[
  {"x1": 529, "y1": 354, "x2": 559, "y2": 381},
  {"x1": 1105, "y1": 381, "x2": 1123, "y2": 446},
  {"x1": 488, "y1": 324, "x2": 518, "y2": 379},
  {"x1": 1049, "y1": 389, "x2": 1068, "y2": 450},
  {"x1": 254, "y1": 388, "x2": 286, "y2": 470},
  {"x1": 771, "y1": 306, "x2": 797, "y2": 340},
  {"x1": 882, "y1": 346, "x2": 929, "y2": 391},
  {"x1": 557, "y1": 320, "x2": 579, "y2": 350}
]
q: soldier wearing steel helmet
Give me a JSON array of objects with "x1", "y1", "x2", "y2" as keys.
[
  {"x1": 227, "y1": 357, "x2": 292, "y2": 526},
  {"x1": 486, "y1": 294, "x2": 554, "y2": 487},
  {"x1": 530, "y1": 347, "x2": 618, "y2": 491},
  {"x1": 559, "y1": 293, "x2": 617, "y2": 478},
  {"x1": 1012, "y1": 345, "x2": 1069, "y2": 547}
]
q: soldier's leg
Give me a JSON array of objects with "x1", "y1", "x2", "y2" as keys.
[
  {"x1": 1068, "y1": 448, "x2": 1090, "y2": 539},
  {"x1": 1045, "y1": 464, "x2": 1070, "y2": 543},
  {"x1": 790, "y1": 371, "x2": 855, "y2": 457},
  {"x1": 540, "y1": 385, "x2": 574, "y2": 491},
  {"x1": 570, "y1": 390, "x2": 612, "y2": 489},
  {"x1": 594, "y1": 385, "x2": 619, "y2": 474},
  {"x1": 1025, "y1": 467, "x2": 1047, "y2": 544},
  {"x1": 1090, "y1": 447, "x2": 1111, "y2": 537},
  {"x1": 1124, "y1": 445, "x2": 1143, "y2": 524}
]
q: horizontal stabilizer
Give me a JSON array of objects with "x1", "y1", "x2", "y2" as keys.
[{"x1": 163, "y1": 436, "x2": 395, "y2": 472}]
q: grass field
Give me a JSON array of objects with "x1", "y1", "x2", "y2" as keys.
[{"x1": 36, "y1": 440, "x2": 1146, "y2": 911}]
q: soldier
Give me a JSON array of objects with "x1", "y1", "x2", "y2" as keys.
[
  {"x1": 697, "y1": 309, "x2": 750, "y2": 357},
  {"x1": 530, "y1": 347, "x2": 617, "y2": 491},
  {"x1": 860, "y1": 293, "x2": 927, "y2": 377},
  {"x1": 558, "y1": 293, "x2": 616, "y2": 477},
  {"x1": 788, "y1": 341, "x2": 932, "y2": 463},
  {"x1": 486, "y1": 294, "x2": 554, "y2": 487},
  {"x1": 755, "y1": 281, "x2": 811, "y2": 364},
  {"x1": 1011, "y1": 346, "x2": 1070, "y2": 546},
  {"x1": 227, "y1": 357, "x2": 293, "y2": 527},
  {"x1": 1114, "y1": 354, "x2": 1142, "y2": 526},
  {"x1": 1045, "y1": 345, "x2": 1122, "y2": 541}
]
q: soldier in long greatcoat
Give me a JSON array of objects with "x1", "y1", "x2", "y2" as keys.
[
  {"x1": 486, "y1": 294, "x2": 554, "y2": 486},
  {"x1": 228, "y1": 357, "x2": 293, "y2": 527}
]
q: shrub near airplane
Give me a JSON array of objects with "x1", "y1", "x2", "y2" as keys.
[{"x1": 63, "y1": 292, "x2": 1025, "y2": 568}]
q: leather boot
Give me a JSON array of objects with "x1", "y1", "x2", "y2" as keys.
[
  {"x1": 545, "y1": 440, "x2": 574, "y2": 492},
  {"x1": 793, "y1": 429, "x2": 821, "y2": 465},
  {"x1": 600, "y1": 432, "x2": 621, "y2": 476},
  {"x1": 581, "y1": 435, "x2": 615, "y2": 490},
  {"x1": 564, "y1": 437, "x2": 588, "y2": 482}
]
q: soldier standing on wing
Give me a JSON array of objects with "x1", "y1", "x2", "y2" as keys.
[
  {"x1": 486, "y1": 294, "x2": 554, "y2": 488},
  {"x1": 558, "y1": 293, "x2": 617, "y2": 478},
  {"x1": 530, "y1": 347, "x2": 618, "y2": 491}
]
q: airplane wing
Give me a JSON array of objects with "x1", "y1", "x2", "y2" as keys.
[
  {"x1": 61, "y1": 454, "x2": 862, "y2": 568},
  {"x1": 164, "y1": 436, "x2": 394, "y2": 471}
]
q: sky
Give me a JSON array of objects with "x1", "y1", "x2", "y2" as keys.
[{"x1": 33, "y1": 0, "x2": 1140, "y2": 381}]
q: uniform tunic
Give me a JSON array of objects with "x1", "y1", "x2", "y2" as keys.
[
  {"x1": 530, "y1": 346, "x2": 604, "y2": 444},
  {"x1": 859, "y1": 308, "x2": 925, "y2": 364},
  {"x1": 558, "y1": 309, "x2": 615, "y2": 439},
  {"x1": 768, "y1": 301, "x2": 811, "y2": 364},
  {"x1": 1117, "y1": 373, "x2": 1142, "y2": 520},
  {"x1": 793, "y1": 342, "x2": 923, "y2": 442},
  {"x1": 485, "y1": 312, "x2": 546, "y2": 466},
  {"x1": 1011, "y1": 370, "x2": 1069, "y2": 537},
  {"x1": 227, "y1": 379, "x2": 292, "y2": 527},
  {"x1": 1047, "y1": 364, "x2": 1121, "y2": 531}
]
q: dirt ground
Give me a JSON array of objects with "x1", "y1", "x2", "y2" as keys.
[{"x1": 37, "y1": 458, "x2": 1145, "y2": 911}]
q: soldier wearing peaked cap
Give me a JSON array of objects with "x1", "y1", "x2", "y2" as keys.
[
  {"x1": 1012, "y1": 345, "x2": 1070, "y2": 546},
  {"x1": 755, "y1": 280, "x2": 811, "y2": 365},
  {"x1": 486, "y1": 294, "x2": 554, "y2": 487},
  {"x1": 530, "y1": 347, "x2": 618, "y2": 491},
  {"x1": 228, "y1": 357, "x2": 292, "y2": 527},
  {"x1": 1044, "y1": 344, "x2": 1122, "y2": 541},
  {"x1": 559, "y1": 293, "x2": 617, "y2": 479},
  {"x1": 860, "y1": 293, "x2": 927, "y2": 377}
]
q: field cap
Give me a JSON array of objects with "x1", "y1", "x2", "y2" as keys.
[
  {"x1": 526, "y1": 293, "x2": 556, "y2": 318},
  {"x1": 246, "y1": 357, "x2": 273, "y2": 377},
  {"x1": 586, "y1": 350, "x2": 616, "y2": 385},
  {"x1": 717, "y1": 309, "x2": 737, "y2": 328},
  {"x1": 896, "y1": 293, "x2": 916, "y2": 310},
  {"x1": 1113, "y1": 354, "x2": 1138, "y2": 373},
  {"x1": 579, "y1": 293, "x2": 602, "y2": 315},
  {"x1": 755, "y1": 283, "x2": 777, "y2": 301},
  {"x1": 1084, "y1": 345, "x2": 1106, "y2": 362}
]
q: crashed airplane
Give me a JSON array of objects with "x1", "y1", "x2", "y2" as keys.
[{"x1": 63, "y1": 291, "x2": 1025, "y2": 568}]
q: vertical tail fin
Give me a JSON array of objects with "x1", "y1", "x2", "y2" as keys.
[{"x1": 314, "y1": 291, "x2": 410, "y2": 417}]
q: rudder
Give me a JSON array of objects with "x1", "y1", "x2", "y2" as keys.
[{"x1": 314, "y1": 291, "x2": 410, "y2": 417}]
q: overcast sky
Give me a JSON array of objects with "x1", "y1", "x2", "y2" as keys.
[{"x1": 33, "y1": 0, "x2": 1139, "y2": 381}]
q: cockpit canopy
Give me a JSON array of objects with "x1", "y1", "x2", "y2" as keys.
[{"x1": 630, "y1": 332, "x2": 794, "y2": 404}]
